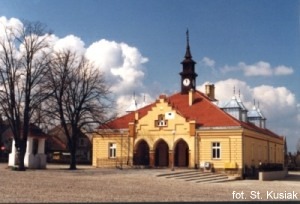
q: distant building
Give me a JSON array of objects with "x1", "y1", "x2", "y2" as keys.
[
  {"x1": 47, "y1": 124, "x2": 92, "y2": 164},
  {"x1": 92, "y1": 32, "x2": 285, "y2": 177},
  {"x1": 2, "y1": 123, "x2": 49, "y2": 169}
]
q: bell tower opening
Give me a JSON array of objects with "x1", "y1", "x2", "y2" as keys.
[{"x1": 180, "y1": 29, "x2": 197, "y2": 94}]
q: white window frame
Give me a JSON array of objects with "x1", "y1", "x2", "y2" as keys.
[
  {"x1": 155, "y1": 114, "x2": 168, "y2": 127},
  {"x1": 212, "y1": 142, "x2": 221, "y2": 159},
  {"x1": 109, "y1": 143, "x2": 117, "y2": 158}
]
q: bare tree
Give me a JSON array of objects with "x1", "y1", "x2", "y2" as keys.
[
  {"x1": 46, "y1": 50, "x2": 114, "y2": 170},
  {"x1": 0, "y1": 21, "x2": 51, "y2": 170}
]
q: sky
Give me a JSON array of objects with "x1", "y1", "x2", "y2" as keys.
[{"x1": 0, "y1": 0, "x2": 299, "y2": 152}]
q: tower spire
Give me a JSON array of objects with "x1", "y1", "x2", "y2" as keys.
[
  {"x1": 184, "y1": 29, "x2": 192, "y2": 59},
  {"x1": 186, "y1": 29, "x2": 190, "y2": 47},
  {"x1": 180, "y1": 29, "x2": 197, "y2": 94}
]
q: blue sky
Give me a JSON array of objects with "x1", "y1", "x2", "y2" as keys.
[{"x1": 1, "y1": 0, "x2": 300, "y2": 152}]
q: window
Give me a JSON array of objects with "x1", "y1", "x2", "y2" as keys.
[
  {"x1": 155, "y1": 114, "x2": 168, "y2": 127},
  {"x1": 32, "y1": 139, "x2": 39, "y2": 155},
  {"x1": 212, "y1": 142, "x2": 221, "y2": 159},
  {"x1": 109, "y1": 143, "x2": 117, "y2": 158}
]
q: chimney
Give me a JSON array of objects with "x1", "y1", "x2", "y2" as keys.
[
  {"x1": 205, "y1": 84, "x2": 215, "y2": 100},
  {"x1": 134, "y1": 111, "x2": 139, "y2": 121},
  {"x1": 189, "y1": 89, "x2": 194, "y2": 106}
]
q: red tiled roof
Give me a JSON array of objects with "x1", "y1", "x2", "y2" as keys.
[
  {"x1": 98, "y1": 103, "x2": 155, "y2": 129},
  {"x1": 167, "y1": 91, "x2": 240, "y2": 127},
  {"x1": 99, "y1": 90, "x2": 239, "y2": 129},
  {"x1": 98, "y1": 90, "x2": 283, "y2": 139}
]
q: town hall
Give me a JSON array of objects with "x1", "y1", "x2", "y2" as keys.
[{"x1": 92, "y1": 32, "x2": 285, "y2": 178}]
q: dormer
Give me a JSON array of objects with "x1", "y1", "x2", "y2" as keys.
[
  {"x1": 247, "y1": 104, "x2": 266, "y2": 128},
  {"x1": 221, "y1": 95, "x2": 245, "y2": 121},
  {"x1": 237, "y1": 95, "x2": 248, "y2": 122}
]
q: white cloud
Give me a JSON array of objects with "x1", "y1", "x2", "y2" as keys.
[
  {"x1": 201, "y1": 57, "x2": 215, "y2": 67},
  {"x1": 252, "y1": 85, "x2": 297, "y2": 120},
  {"x1": 220, "y1": 61, "x2": 294, "y2": 77},
  {"x1": 274, "y1": 65, "x2": 294, "y2": 75},
  {"x1": 85, "y1": 39, "x2": 123, "y2": 73},
  {"x1": 53, "y1": 35, "x2": 85, "y2": 55},
  {"x1": 84, "y1": 39, "x2": 150, "y2": 116},
  {"x1": 198, "y1": 79, "x2": 300, "y2": 152},
  {"x1": 85, "y1": 39, "x2": 148, "y2": 95},
  {"x1": 0, "y1": 16, "x2": 23, "y2": 38},
  {"x1": 242, "y1": 61, "x2": 273, "y2": 76}
]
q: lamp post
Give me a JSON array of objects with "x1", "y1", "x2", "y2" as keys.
[{"x1": 172, "y1": 130, "x2": 176, "y2": 171}]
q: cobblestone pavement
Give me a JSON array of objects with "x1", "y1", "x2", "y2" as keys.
[{"x1": 0, "y1": 163, "x2": 299, "y2": 203}]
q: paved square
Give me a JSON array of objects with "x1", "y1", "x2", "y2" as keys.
[{"x1": 0, "y1": 163, "x2": 299, "y2": 202}]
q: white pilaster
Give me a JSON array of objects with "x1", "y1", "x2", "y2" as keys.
[
  {"x1": 26, "y1": 137, "x2": 33, "y2": 154},
  {"x1": 8, "y1": 139, "x2": 16, "y2": 166}
]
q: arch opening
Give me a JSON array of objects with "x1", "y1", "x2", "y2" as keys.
[
  {"x1": 155, "y1": 140, "x2": 169, "y2": 167},
  {"x1": 133, "y1": 140, "x2": 150, "y2": 166},
  {"x1": 174, "y1": 139, "x2": 189, "y2": 167}
]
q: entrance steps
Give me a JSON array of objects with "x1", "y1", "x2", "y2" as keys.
[{"x1": 157, "y1": 170, "x2": 235, "y2": 183}]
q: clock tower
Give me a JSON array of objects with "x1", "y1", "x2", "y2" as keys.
[{"x1": 180, "y1": 30, "x2": 197, "y2": 94}]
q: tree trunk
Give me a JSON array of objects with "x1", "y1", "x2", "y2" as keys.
[
  {"x1": 69, "y1": 146, "x2": 77, "y2": 170},
  {"x1": 68, "y1": 137, "x2": 77, "y2": 170},
  {"x1": 17, "y1": 140, "x2": 26, "y2": 171}
]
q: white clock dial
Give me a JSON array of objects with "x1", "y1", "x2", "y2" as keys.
[{"x1": 183, "y1": 78, "x2": 190, "y2": 86}]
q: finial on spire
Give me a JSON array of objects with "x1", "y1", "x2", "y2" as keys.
[
  {"x1": 186, "y1": 29, "x2": 190, "y2": 47},
  {"x1": 233, "y1": 86, "x2": 236, "y2": 95},
  {"x1": 184, "y1": 29, "x2": 192, "y2": 59}
]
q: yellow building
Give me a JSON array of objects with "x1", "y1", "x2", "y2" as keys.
[{"x1": 92, "y1": 33, "x2": 285, "y2": 178}]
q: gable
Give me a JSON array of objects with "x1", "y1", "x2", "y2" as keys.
[{"x1": 137, "y1": 96, "x2": 189, "y2": 134}]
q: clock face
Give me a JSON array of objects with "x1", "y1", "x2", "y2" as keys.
[{"x1": 183, "y1": 78, "x2": 190, "y2": 86}]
